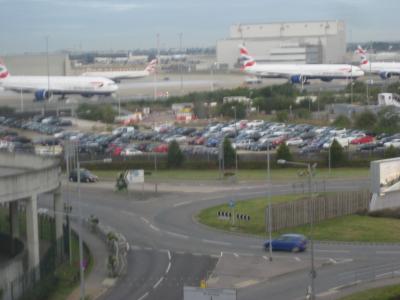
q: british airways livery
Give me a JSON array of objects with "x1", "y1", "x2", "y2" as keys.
[
  {"x1": 240, "y1": 46, "x2": 364, "y2": 85},
  {"x1": 0, "y1": 60, "x2": 118, "y2": 101}
]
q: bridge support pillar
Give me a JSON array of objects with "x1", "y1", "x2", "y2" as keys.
[
  {"x1": 53, "y1": 186, "x2": 64, "y2": 259},
  {"x1": 26, "y1": 194, "x2": 40, "y2": 276},
  {"x1": 9, "y1": 201, "x2": 19, "y2": 255}
]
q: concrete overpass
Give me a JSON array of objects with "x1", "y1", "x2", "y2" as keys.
[{"x1": 0, "y1": 152, "x2": 62, "y2": 286}]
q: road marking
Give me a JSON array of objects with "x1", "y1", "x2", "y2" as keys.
[
  {"x1": 130, "y1": 245, "x2": 141, "y2": 251},
  {"x1": 173, "y1": 200, "x2": 192, "y2": 207},
  {"x1": 165, "y1": 262, "x2": 171, "y2": 274},
  {"x1": 140, "y1": 217, "x2": 150, "y2": 224},
  {"x1": 376, "y1": 272, "x2": 393, "y2": 279},
  {"x1": 192, "y1": 253, "x2": 203, "y2": 256},
  {"x1": 149, "y1": 224, "x2": 160, "y2": 232},
  {"x1": 234, "y1": 279, "x2": 259, "y2": 288},
  {"x1": 165, "y1": 231, "x2": 189, "y2": 239},
  {"x1": 249, "y1": 245, "x2": 261, "y2": 249},
  {"x1": 329, "y1": 258, "x2": 337, "y2": 264},
  {"x1": 262, "y1": 256, "x2": 269, "y2": 261},
  {"x1": 143, "y1": 247, "x2": 153, "y2": 251},
  {"x1": 121, "y1": 210, "x2": 136, "y2": 217},
  {"x1": 315, "y1": 249, "x2": 350, "y2": 253},
  {"x1": 317, "y1": 289, "x2": 339, "y2": 297},
  {"x1": 137, "y1": 292, "x2": 149, "y2": 300},
  {"x1": 153, "y1": 277, "x2": 164, "y2": 289},
  {"x1": 233, "y1": 253, "x2": 239, "y2": 258},
  {"x1": 294, "y1": 256, "x2": 301, "y2": 262},
  {"x1": 376, "y1": 251, "x2": 400, "y2": 255},
  {"x1": 202, "y1": 239, "x2": 231, "y2": 246},
  {"x1": 167, "y1": 250, "x2": 171, "y2": 261}
]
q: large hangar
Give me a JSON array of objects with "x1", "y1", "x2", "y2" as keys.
[
  {"x1": 217, "y1": 20, "x2": 346, "y2": 69},
  {"x1": 2, "y1": 53, "x2": 71, "y2": 76}
]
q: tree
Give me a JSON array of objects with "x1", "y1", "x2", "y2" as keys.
[
  {"x1": 276, "y1": 110, "x2": 289, "y2": 122},
  {"x1": 276, "y1": 143, "x2": 292, "y2": 163},
  {"x1": 218, "y1": 102, "x2": 246, "y2": 119},
  {"x1": 384, "y1": 145, "x2": 399, "y2": 159},
  {"x1": 167, "y1": 140, "x2": 184, "y2": 168},
  {"x1": 222, "y1": 138, "x2": 236, "y2": 169},
  {"x1": 332, "y1": 115, "x2": 352, "y2": 128},
  {"x1": 330, "y1": 139, "x2": 345, "y2": 167},
  {"x1": 375, "y1": 107, "x2": 400, "y2": 134},
  {"x1": 354, "y1": 110, "x2": 377, "y2": 131}
]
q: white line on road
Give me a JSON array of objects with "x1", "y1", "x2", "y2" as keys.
[
  {"x1": 121, "y1": 210, "x2": 136, "y2": 217},
  {"x1": 329, "y1": 258, "x2": 337, "y2": 264},
  {"x1": 153, "y1": 277, "x2": 164, "y2": 289},
  {"x1": 376, "y1": 251, "x2": 400, "y2": 255},
  {"x1": 141, "y1": 217, "x2": 150, "y2": 224},
  {"x1": 294, "y1": 257, "x2": 301, "y2": 262},
  {"x1": 137, "y1": 292, "x2": 149, "y2": 300},
  {"x1": 262, "y1": 256, "x2": 268, "y2": 260},
  {"x1": 249, "y1": 245, "x2": 261, "y2": 249},
  {"x1": 150, "y1": 224, "x2": 160, "y2": 232},
  {"x1": 202, "y1": 239, "x2": 232, "y2": 246},
  {"x1": 143, "y1": 247, "x2": 153, "y2": 251},
  {"x1": 165, "y1": 262, "x2": 171, "y2": 274},
  {"x1": 233, "y1": 253, "x2": 239, "y2": 258},
  {"x1": 173, "y1": 200, "x2": 193, "y2": 207},
  {"x1": 167, "y1": 250, "x2": 171, "y2": 261},
  {"x1": 315, "y1": 249, "x2": 350, "y2": 253},
  {"x1": 165, "y1": 231, "x2": 189, "y2": 239}
]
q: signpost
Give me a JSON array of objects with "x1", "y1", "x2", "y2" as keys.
[
  {"x1": 125, "y1": 169, "x2": 145, "y2": 198},
  {"x1": 229, "y1": 200, "x2": 235, "y2": 226}
]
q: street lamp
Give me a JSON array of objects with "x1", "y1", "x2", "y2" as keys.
[
  {"x1": 277, "y1": 159, "x2": 317, "y2": 300},
  {"x1": 232, "y1": 106, "x2": 238, "y2": 172},
  {"x1": 266, "y1": 140, "x2": 273, "y2": 261}
]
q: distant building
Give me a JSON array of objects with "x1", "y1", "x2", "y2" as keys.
[
  {"x1": 217, "y1": 20, "x2": 346, "y2": 69},
  {"x1": 223, "y1": 96, "x2": 252, "y2": 105}
]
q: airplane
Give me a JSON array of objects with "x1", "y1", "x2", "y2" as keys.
[
  {"x1": 0, "y1": 60, "x2": 118, "y2": 101},
  {"x1": 81, "y1": 59, "x2": 157, "y2": 82},
  {"x1": 355, "y1": 45, "x2": 400, "y2": 80},
  {"x1": 239, "y1": 45, "x2": 364, "y2": 85}
]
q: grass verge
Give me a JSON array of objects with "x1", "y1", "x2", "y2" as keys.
[
  {"x1": 47, "y1": 234, "x2": 92, "y2": 300},
  {"x1": 94, "y1": 168, "x2": 369, "y2": 182},
  {"x1": 197, "y1": 195, "x2": 400, "y2": 243},
  {"x1": 340, "y1": 284, "x2": 400, "y2": 300}
]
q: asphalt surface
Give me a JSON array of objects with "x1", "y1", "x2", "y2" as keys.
[{"x1": 38, "y1": 178, "x2": 400, "y2": 300}]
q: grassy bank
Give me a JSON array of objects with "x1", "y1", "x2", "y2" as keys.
[
  {"x1": 94, "y1": 167, "x2": 369, "y2": 182},
  {"x1": 340, "y1": 284, "x2": 400, "y2": 300},
  {"x1": 197, "y1": 195, "x2": 400, "y2": 243}
]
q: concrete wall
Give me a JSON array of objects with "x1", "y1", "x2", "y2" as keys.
[
  {"x1": 0, "y1": 153, "x2": 60, "y2": 204},
  {"x1": 3, "y1": 53, "x2": 70, "y2": 76}
]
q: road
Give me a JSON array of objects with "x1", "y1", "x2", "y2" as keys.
[{"x1": 39, "y1": 178, "x2": 400, "y2": 300}]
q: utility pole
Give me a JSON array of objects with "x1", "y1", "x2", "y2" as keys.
[
  {"x1": 179, "y1": 32, "x2": 183, "y2": 95},
  {"x1": 154, "y1": 33, "x2": 160, "y2": 100},
  {"x1": 266, "y1": 141, "x2": 272, "y2": 261}
]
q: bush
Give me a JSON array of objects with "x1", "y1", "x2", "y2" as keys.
[
  {"x1": 276, "y1": 143, "x2": 292, "y2": 163},
  {"x1": 167, "y1": 140, "x2": 184, "y2": 168},
  {"x1": 76, "y1": 103, "x2": 117, "y2": 123},
  {"x1": 354, "y1": 110, "x2": 377, "y2": 131},
  {"x1": 223, "y1": 137, "x2": 236, "y2": 168},
  {"x1": 330, "y1": 139, "x2": 346, "y2": 167},
  {"x1": 332, "y1": 115, "x2": 352, "y2": 128}
]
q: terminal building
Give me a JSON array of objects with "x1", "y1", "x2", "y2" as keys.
[{"x1": 217, "y1": 20, "x2": 346, "y2": 69}]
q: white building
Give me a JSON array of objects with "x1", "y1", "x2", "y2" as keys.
[{"x1": 217, "y1": 20, "x2": 346, "y2": 69}]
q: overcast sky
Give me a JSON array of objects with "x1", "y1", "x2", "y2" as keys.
[{"x1": 1, "y1": 0, "x2": 399, "y2": 54}]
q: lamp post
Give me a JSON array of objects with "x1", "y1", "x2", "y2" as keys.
[
  {"x1": 266, "y1": 140, "x2": 273, "y2": 261},
  {"x1": 277, "y1": 159, "x2": 316, "y2": 300},
  {"x1": 232, "y1": 106, "x2": 238, "y2": 172}
]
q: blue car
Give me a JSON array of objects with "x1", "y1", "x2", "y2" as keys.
[{"x1": 264, "y1": 234, "x2": 308, "y2": 252}]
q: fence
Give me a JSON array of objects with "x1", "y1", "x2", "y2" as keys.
[{"x1": 266, "y1": 190, "x2": 371, "y2": 232}]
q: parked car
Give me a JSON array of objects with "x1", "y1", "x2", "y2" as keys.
[
  {"x1": 69, "y1": 169, "x2": 98, "y2": 183},
  {"x1": 350, "y1": 136, "x2": 374, "y2": 145},
  {"x1": 263, "y1": 234, "x2": 308, "y2": 252}
]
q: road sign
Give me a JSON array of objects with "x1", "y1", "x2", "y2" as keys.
[
  {"x1": 200, "y1": 279, "x2": 207, "y2": 288},
  {"x1": 229, "y1": 200, "x2": 235, "y2": 208},
  {"x1": 125, "y1": 169, "x2": 144, "y2": 184}
]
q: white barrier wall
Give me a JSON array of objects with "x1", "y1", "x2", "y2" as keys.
[{"x1": 370, "y1": 157, "x2": 400, "y2": 211}]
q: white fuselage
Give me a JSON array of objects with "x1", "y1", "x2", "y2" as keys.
[
  {"x1": 81, "y1": 70, "x2": 150, "y2": 81},
  {"x1": 245, "y1": 64, "x2": 364, "y2": 80},
  {"x1": 0, "y1": 75, "x2": 118, "y2": 95},
  {"x1": 360, "y1": 61, "x2": 400, "y2": 76}
]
